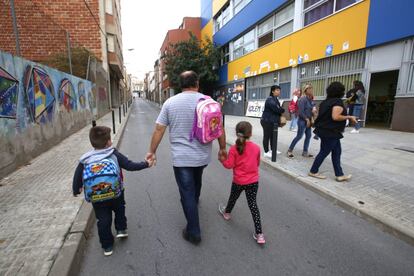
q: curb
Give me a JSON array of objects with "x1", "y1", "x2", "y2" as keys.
[
  {"x1": 223, "y1": 139, "x2": 414, "y2": 247},
  {"x1": 48, "y1": 104, "x2": 133, "y2": 276}
]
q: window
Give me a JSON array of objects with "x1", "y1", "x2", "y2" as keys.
[
  {"x1": 107, "y1": 35, "x2": 115, "y2": 52},
  {"x1": 409, "y1": 64, "x2": 414, "y2": 92},
  {"x1": 233, "y1": 29, "x2": 255, "y2": 59},
  {"x1": 304, "y1": 0, "x2": 358, "y2": 26},
  {"x1": 214, "y1": 4, "x2": 231, "y2": 33},
  {"x1": 257, "y1": 3, "x2": 294, "y2": 48},
  {"x1": 246, "y1": 68, "x2": 291, "y2": 100},
  {"x1": 234, "y1": 0, "x2": 252, "y2": 14},
  {"x1": 221, "y1": 44, "x2": 230, "y2": 65},
  {"x1": 105, "y1": 0, "x2": 113, "y2": 14}
]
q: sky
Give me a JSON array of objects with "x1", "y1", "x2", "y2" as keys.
[{"x1": 121, "y1": 0, "x2": 201, "y2": 80}]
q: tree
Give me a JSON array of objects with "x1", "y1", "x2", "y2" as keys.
[{"x1": 164, "y1": 33, "x2": 221, "y2": 95}]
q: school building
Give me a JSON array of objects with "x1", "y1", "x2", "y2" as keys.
[{"x1": 200, "y1": 0, "x2": 414, "y2": 132}]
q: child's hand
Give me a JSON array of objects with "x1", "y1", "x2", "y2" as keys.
[{"x1": 146, "y1": 158, "x2": 155, "y2": 168}]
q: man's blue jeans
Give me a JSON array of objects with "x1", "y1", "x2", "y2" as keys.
[
  {"x1": 310, "y1": 137, "x2": 344, "y2": 177},
  {"x1": 173, "y1": 166, "x2": 206, "y2": 238},
  {"x1": 288, "y1": 119, "x2": 311, "y2": 153}
]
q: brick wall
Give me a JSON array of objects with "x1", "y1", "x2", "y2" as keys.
[{"x1": 0, "y1": 0, "x2": 102, "y2": 62}]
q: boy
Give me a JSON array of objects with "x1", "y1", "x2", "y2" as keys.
[{"x1": 72, "y1": 126, "x2": 152, "y2": 256}]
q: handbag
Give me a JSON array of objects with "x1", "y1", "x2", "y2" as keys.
[{"x1": 279, "y1": 116, "x2": 287, "y2": 127}]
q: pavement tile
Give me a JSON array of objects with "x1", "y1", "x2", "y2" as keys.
[{"x1": 0, "y1": 110, "x2": 129, "y2": 276}]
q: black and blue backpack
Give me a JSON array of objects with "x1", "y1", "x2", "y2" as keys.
[{"x1": 82, "y1": 155, "x2": 123, "y2": 203}]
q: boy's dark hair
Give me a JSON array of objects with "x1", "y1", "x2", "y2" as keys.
[
  {"x1": 235, "y1": 121, "x2": 252, "y2": 155},
  {"x1": 326, "y1": 81, "x2": 345, "y2": 99},
  {"x1": 269, "y1": 85, "x2": 281, "y2": 96},
  {"x1": 89, "y1": 126, "x2": 111, "y2": 149},
  {"x1": 180, "y1": 71, "x2": 199, "y2": 89}
]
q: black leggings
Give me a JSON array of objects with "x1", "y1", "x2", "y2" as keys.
[{"x1": 225, "y1": 182, "x2": 262, "y2": 234}]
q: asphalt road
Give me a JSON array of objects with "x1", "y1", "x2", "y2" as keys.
[{"x1": 79, "y1": 99, "x2": 414, "y2": 276}]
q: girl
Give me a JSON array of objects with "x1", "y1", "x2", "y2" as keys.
[{"x1": 218, "y1": 121, "x2": 265, "y2": 244}]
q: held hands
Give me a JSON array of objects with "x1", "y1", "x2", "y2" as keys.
[
  {"x1": 145, "y1": 152, "x2": 157, "y2": 168},
  {"x1": 218, "y1": 149, "x2": 227, "y2": 162},
  {"x1": 306, "y1": 118, "x2": 311, "y2": 128}
]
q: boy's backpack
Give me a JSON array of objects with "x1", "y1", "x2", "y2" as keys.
[
  {"x1": 288, "y1": 98, "x2": 298, "y2": 113},
  {"x1": 82, "y1": 156, "x2": 122, "y2": 203},
  {"x1": 190, "y1": 96, "x2": 223, "y2": 144}
]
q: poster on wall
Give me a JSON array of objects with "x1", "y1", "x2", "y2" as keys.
[
  {"x1": 245, "y1": 100, "x2": 284, "y2": 118},
  {"x1": 246, "y1": 101, "x2": 265, "y2": 117}
]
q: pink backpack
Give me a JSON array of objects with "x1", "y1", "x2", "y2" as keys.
[{"x1": 190, "y1": 96, "x2": 223, "y2": 144}]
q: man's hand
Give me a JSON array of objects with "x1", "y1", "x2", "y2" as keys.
[
  {"x1": 218, "y1": 149, "x2": 227, "y2": 162},
  {"x1": 145, "y1": 152, "x2": 157, "y2": 167}
]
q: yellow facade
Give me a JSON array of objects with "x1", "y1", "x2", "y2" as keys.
[
  {"x1": 201, "y1": 20, "x2": 213, "y2": 45},
  {"x1": 227, "y1": 0, "x2": 370, "y2": 82},
  {"x1": 213, "y1": 0, "x2": 228, "y2": 17}
]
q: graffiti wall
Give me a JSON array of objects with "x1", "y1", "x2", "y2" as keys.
[{"x1": 0, "y1": 50, "x2": 96, "y2": 177}]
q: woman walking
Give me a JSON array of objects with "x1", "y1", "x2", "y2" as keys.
[
  {"x1": 308, "y1": 82, "x2": 357, "y2": 182},
  {"x1": 260, "y1": 85, "x2": 285, "y2": 158},
  {"x1": 288, "y1": 88, "x2": 301, "y2": 131},
  {"x1": 350, "y1": 81, "x2": 366, "y2": 134},
  {"x1": 287, "y1": 84, "x2": 314, "y2": 158}
]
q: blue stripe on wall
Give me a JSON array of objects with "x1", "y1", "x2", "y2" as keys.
[
  {"x1": 213, "y1": 0, "x2": 288, "y2": 46},
  {"x1": 201, "y1": 0, "x2": 212, "y2": 29},
  {"x1": 366, "y1": 0, "x2": 414, "y2": 47},
  {"x1": 218, "y1": 64, "x2": 228, "y2": 85}
]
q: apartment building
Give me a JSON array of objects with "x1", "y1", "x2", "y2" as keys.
[
  {"x1": 201, "y1": 0, "x2": 414, "y2": 132},
  {"x1": 0, "y1": 0, "x2": 126, "y2": 109}
]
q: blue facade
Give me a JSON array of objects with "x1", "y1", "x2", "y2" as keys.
[
  {"x1": 218, "y1": 64, "x2": 228, "y2": 85},
  {"x1": 213, "y1": 0, "x2": 288, "y2": 46},
  {"x1": 201, "y1": 0, "x2": 213, "y2": 28},
  {"x1": 366, "y1": 0, "x2": 414, "y2": 47}
]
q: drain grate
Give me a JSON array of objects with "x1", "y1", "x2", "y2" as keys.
[{"x1": 394, "y1": 147, "x2": 414, "y2": 154}]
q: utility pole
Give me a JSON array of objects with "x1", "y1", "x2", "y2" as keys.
[{"x1": 10, "y1": 0, "x2": 21, "y2": 56}]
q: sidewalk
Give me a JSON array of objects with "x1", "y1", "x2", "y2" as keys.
[
  {"x1": 224, "y1": 115, "x2": 414, "y2": 245},
  {"x1": 0, "y1": 106, "x2": 131, "y2": 276}
]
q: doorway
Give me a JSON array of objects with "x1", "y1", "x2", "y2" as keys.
[{"x1": 366, "y1": 70, "x2": 399, "y2": 128}]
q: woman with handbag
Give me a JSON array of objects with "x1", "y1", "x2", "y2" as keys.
[
  {"x1": 308, "y1": 81, "x2": 357, "y2": 182},
  {"x1": 260, "y1": 85, "x2": 285, "y2": 158},
  {"x1": 287, "y1": 83, "x2": 315, "y2": 158}
]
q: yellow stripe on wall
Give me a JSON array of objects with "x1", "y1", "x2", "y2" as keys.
[
  {"x1": 227, "y1": 0, "x2": 370, "y2": 82},
  {"x1": 213, "y1": 0, "x2": 228, "y2": 17},
  {"x1": 201, "y1": 20, "x2": 213, "y2": 45}
]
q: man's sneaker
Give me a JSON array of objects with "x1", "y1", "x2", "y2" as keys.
[
  {"x1": 264, "y1": 151, "x2": 272, "y2": 158},
  {"x1": 336, "y1": 174, "x2": 352, "y2": 182},
  {"x1": 350, "y1": 129, "x2": 359, "y2": 134},
  {"x1": 253, "y1": 233, "x2": 266, "y2": 244},
  {"x1": 218, "y1": 204, "x2": 231, "y2": 220},
  {"x1": 182, "y1": 229, "x2": 201, "y2": 245},
  {"x1": 308, "y1": 172, "x2": 327, "y2": 179},
  {"x1": 116, "y1": 230, "x2": 128, "y2": 238},
  {"x1": 103, "y1": 246, "x2": 113, "y2": 256}
]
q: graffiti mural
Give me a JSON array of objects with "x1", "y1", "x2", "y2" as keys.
[
  {"x1": 88, "y1": 89, "x2": 96, "y2": 111},
  {"x1": 59, "y1": 79, "x2": 77, "y2": 112},
  {"x1": 78, "y1": 82, "x2": 86, "y2": 109},
  {"x1": 0, "y1": 67, "x2": 18, "y2": 119},
  {"x1": 23, "y1": 66, "x2": 55, "y2": 123}
]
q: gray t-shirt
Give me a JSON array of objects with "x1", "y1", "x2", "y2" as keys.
[{"x1": 156, "y1": 91, "x2": 212, "y2": 167}]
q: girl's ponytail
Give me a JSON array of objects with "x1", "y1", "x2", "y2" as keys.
[{"x1": 235, "y1": 121, "x2": 252, "y2": 155}]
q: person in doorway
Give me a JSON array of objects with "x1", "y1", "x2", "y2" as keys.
[
  {"x1": 287, "y1": 83, "x2": 314, "y2": 158},
  {"x1": 260, "y1": 85, "x2": 285, "y2": 158},
  {"x1": 350, "y1": 81, "x2": 366, "y2": 134},
  {"x1": 345, "y1": 81, "x2": 358, "y2": 125},
  {"x1": 308, "y1": 82, "x2": 357, "y2": 182},
  {"x1": 288, "y1": 88, "x2": 301, "y2": 131},
  {"x1": 218, "y1": 121, "x2": 265, "y2": 244},
  {"x1": 146, "y1": 71, "x2": 227, "y2": 245}
]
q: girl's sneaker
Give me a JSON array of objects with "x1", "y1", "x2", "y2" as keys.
[
  {"x1": 218, "y1": 204, "x2": 231, "y2": 220},
  {"x1": 253, "y1": 233, "x2": 266, "y2": 244}
]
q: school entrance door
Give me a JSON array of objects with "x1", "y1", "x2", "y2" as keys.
[{"x1": 366, "y1": 70, "x2": 399, "y2": 128}]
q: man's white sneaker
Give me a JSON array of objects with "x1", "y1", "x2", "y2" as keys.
[{"x1": 350, "y1": 129, "x2": 359, "y2": 134}]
